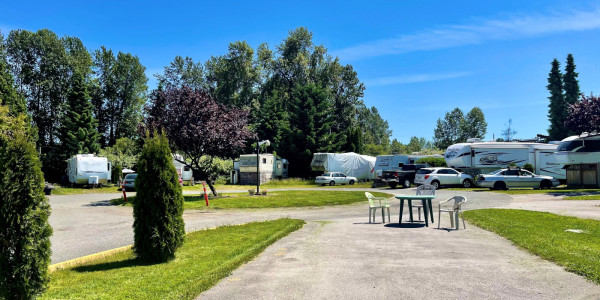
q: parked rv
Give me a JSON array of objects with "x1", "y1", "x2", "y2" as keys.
[
  {"x1": 555, "y1": 132, "x2": 600, "y2": 187},
  {"x1": 445, "y1": 139, "x2": 565, "y2": 180},
  {"x1": 310, "y1": 152, "x2": 376, "y2": 180},
  {"x1": 235, "y1": 153, "x2": 288, "y2": 185},
  {"x1": 173, "y1": 154, "x2": 194, "y2": 185},
  {"x1": 66, "y1": 154, "x2": 112, "y2": 186}
]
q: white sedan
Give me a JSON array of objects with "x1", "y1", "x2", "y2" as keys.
[
  {"x1": 315, "y1": 172, "x2": 358, "y2": 186},
  {"x1": 476, "y1": 168, "x2": 560, "y2": 190},
  {"x1": 414, "y1": 167, "x2": 474, "y2": 189}
]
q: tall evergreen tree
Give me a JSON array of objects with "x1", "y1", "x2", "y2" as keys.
[
  {"x1": 0, "y1": 106, "x2": 52, "y2": 299},
  {"x1": 547, "y1": 58, "x2": 567, "y2": 140},
  {"x1": 59, "y1": 72, "x2": 100, "y2": 158},
  {"x1": 0, "y1": 32, "x2": 27, "y2": 116},
  {"x1": 133, "y1": 132, "x2": 185, "y2": 262},
  {"x1": 563, "y1": 54, "x2": 580, "y2": 127}
]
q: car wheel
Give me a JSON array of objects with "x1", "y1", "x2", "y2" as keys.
[
  {"x1": 402, "y1": 179, "x2": 411, "y2": 188},
  {"x1": 431, "y1": 180, "x2": 440, "y2": 189},
  {"x1": 494, "y1": 181, "x2": 507, "y2": 190},
  {"x1": 462, "y1": 179, "x2": 472, "y2": 188},
  {"x1": 540, "y1": 180, "x2": 552, "y2": 189},
  {"x1": 389, "y1": 182, "x2": 398, "y2": 189},
  {"x1": 349, "y1": 180, "x2": 355, "y2": 185},
  {"x1": 329, "y1": 181, "x2": 335, "y2": 186}
]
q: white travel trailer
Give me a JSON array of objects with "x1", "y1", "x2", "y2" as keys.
[
  {"x1": 236, "y1": 154, "x2": 288, "y2": 185},
  {"x1": 311, "y1": 152, "x2": 376, "y2": 180},
  {"x1": 66, "y1": 154, "x2": 112, "y2": 185},
  {"x1": 445, "y1": 141, "x2": 565, "y2": 180},
  {"x1": 554, "y1": 132, "x2": 600, "y2": 187},
  {"x1": 173, "y1": 154, "x2": 194, "y2": 184}
]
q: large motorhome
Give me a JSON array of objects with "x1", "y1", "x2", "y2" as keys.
[
  {"x1": 445, "y1": 140, "x2": 565, "y2": 180},
  {"x1": 66, "y1": 154, "x2": 112, "y2": 185},
  {"x1": 554, "y1": 132, "x2": 600, "y2": 187}
]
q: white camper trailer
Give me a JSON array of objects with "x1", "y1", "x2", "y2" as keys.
[
  {"x1": 173, "y1": 154, "x2": 194, "y2": 184},
  {"x1": 373, "y1": 154, "x2": 443, "y2": 177},
  {"x1": 237, "y1": 154, "x2": 288, "y2": 185},
  {"x1": 310, "y1": 152, "x2": 376, "y2": 180},
  {"x1": 445, "y1": 141, "x2": 565, "y2": 180},
  {"x1": 66, "y1": 154, "x2": 112, "y2": 185}
]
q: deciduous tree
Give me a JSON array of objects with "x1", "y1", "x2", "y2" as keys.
[
  {"x1": 144, "y1": 86, "x2": 254, "y2": 195},
  {"x1": 565, "y1": 94, "x2": 600, "y2": 134}
]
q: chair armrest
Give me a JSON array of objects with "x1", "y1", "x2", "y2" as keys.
[{"x1": 438, "y1": 197, "x2": 454, "y2": 209}]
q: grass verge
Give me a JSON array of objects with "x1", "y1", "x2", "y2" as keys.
[
  {"x1": 112, "y1": 190, "x2": 393, "y2": 209},
  {"x1": 563, "y1": 195, "x2": 600, "y2": 200},
  {"x1": 463, "y1": 209, "x2": 600, "y2": 284},
  {"x1": 52, "y1": 185, "x2": 122, "y2": 195},
  {"x1": 42, "y1": 218, "x2": 305, "y2": 299}
]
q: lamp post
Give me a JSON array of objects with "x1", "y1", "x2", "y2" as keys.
[{"x1": 256, "y1": 138, "x2": 271, "y2": 194}]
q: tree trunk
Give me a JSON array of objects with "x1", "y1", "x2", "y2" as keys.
[{"x1": 206, "y1": 178, "x2": 218, "y2": 197}]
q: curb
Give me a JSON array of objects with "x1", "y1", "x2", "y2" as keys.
[{"x1": 49, "y1": 245, "x2": 132, "y2": 272}]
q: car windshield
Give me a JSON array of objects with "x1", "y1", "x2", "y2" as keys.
[{"x1": 125, "y1": 174, "x2": 137, "y2": 180}]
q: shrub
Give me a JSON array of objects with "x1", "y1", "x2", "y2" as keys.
[
  {"x1": 0, "y1": 115, "x2": 52, "y2": 299},
  {"x1": 416, "y1": 157, "x2": 446, "y2": 167},
  {"x1": 522, "y1": 163, "x2": 534, "y2": 173},
  {"x1": 133, "y1": 132, "x2": 185, "y2": 263},
  {"x1": 112, "y1": 163, "x2": 123, "y2": 185}
]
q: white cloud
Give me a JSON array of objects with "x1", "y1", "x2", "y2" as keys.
[
  {"x1": 334, "y1": 8, "x2": 600, "y2": 61},
  {"x1": 364, "y1": 71, "x2": 472, "y2": 87}
]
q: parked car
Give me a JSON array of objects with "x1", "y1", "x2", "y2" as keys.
[
  {"x1": 122, "y1": 173, "x2": 137, "y2": 191},
  {"x1": 414, "y1": 167, "x2": 473, "y2": 189},
  {"x1": 315, "y1": 172, "x2": 358, "y2": 186},
  {"x1": 476, "y1": 167, "x2": 560, "y2": 190},
  {"x1": 381, "y1": 164, "x2": 429, "y2": 189}
]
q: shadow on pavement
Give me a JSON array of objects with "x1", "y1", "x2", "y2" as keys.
[
  {"x1": 84, "y1": 200, "x2": 115, "y2": 207},
  {"x1": 383, "y1": 223, "x2": 427, "y2": 228}
]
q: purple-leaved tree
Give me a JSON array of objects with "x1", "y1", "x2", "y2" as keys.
[
  {"x1": 565, "y1": 94, "x2": 600, "y2": 135},
  {"x1": 144, "y1": 85, "x2": 255, "y2": 195}
]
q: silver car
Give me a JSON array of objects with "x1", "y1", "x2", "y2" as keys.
[
  {"x1": 122, "y1": 173, "x2": 137, "y2": 191},
  {"x1": 476, "y1": 168, "x2": 559, "y2": 190},
  {"x1": 414, "y1": 167, "x2": 474, "y2": 189},
  {"x1": 315, "y1": 172, "x2": 358, "y2": 186}
]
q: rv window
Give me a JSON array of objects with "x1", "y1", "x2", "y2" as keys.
[
  {"x1": 278, "y1": 163, "x2": 282, "y2": 169},
  {"x1": 283, "y1": 164, "x2": 287, "y2": 169},
  {"x1": 398, "y1": 163, "x2": 404, "y2": 167},
  {"x1": 184, "y1": 166, "x2": 191, "y2": 171},
  {"x1": 557, "y1": 140, "x2": 583, "y2": 152},
  {"x1": 262, "y1": 158, "x2": 267, "y2": 164}
]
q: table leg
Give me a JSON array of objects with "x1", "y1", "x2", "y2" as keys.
[
  {"x1": 408, "y1": 200, "x2": 414, "y2": 222},
  {"x1": 422, "y1": 199, "x2": 429, "y2": 227},
  {"x1": 455, "y1": 210, "x2": 460, "y2": 230},
  {"x1": 429, "y1": 199, "x2": 434, "y2": 223},
  {"x1": 399, "y1": 199, "x2": 404, "y2": 224}
]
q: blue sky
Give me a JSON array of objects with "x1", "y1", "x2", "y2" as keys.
[{"x1": 2, "y1": 0, "x2": 600, "y2": 143}]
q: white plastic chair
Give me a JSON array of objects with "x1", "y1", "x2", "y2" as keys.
[
  {"x1": 438, "y1": 196, "x2": 467, "y2": 230},
  {"x1": 413, "y1": 185, "x2": 436, "y2": 220},
  {"x1": 365, "y1": 192, "x2": 390, "y2": 223}
]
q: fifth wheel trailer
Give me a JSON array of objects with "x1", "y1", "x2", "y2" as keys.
[{"x1": 445, "y1": 141, "x2": 565, "y2": 180}]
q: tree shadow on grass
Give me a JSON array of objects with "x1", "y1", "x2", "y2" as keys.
[{"x1": 72, "y1": 257, "x2": 159, "y2": 273}]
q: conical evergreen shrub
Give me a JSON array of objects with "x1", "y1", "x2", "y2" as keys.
[
  {"x1": 0, "y1": 110, "x2": 52, "y2": 299},
  {"x1": 133, "y1": 131, "x2": 185, "y2": 262}
]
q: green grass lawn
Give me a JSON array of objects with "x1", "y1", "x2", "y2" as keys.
[
  {"x1": 112, "y1": 190, "x2": 393, "y2": 209},
  {"x1": 563, "y1": 195, "x2": 600, "y2": 200},
  {"x1": 43, "y1": 218, "x2": 304, "y2": 299},
  {"x1": 463, "y1": 209, "x2": 600, "y2": 284},
  {"x1": 52, "y1": 185, "x2": 122, "y2": 195}
]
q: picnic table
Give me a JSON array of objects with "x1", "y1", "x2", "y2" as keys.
[{"x1": 395, "y1": 195, "x2": 436, "y2": 227}]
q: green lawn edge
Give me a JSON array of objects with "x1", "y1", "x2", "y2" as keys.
[
  {"x1": 463, "y1": 209, "x2": 600, "y2": 284},
  {"x1": 42, "y1": 218, "x2": 305, "y2": 299},
  {"x1": 111, "y1": 190, "x2": 394, "y2": 209}
]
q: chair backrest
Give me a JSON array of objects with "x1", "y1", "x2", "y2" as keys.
[
  {"x1": 365, "y1": 192, "x2": 375, "y2": 206},
  {"x1": 416, "y1": 184, "x2": 436, "y2": 196},
  {"x1": 452, "y1": 196, "x2": 467, "y2": 210}
]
